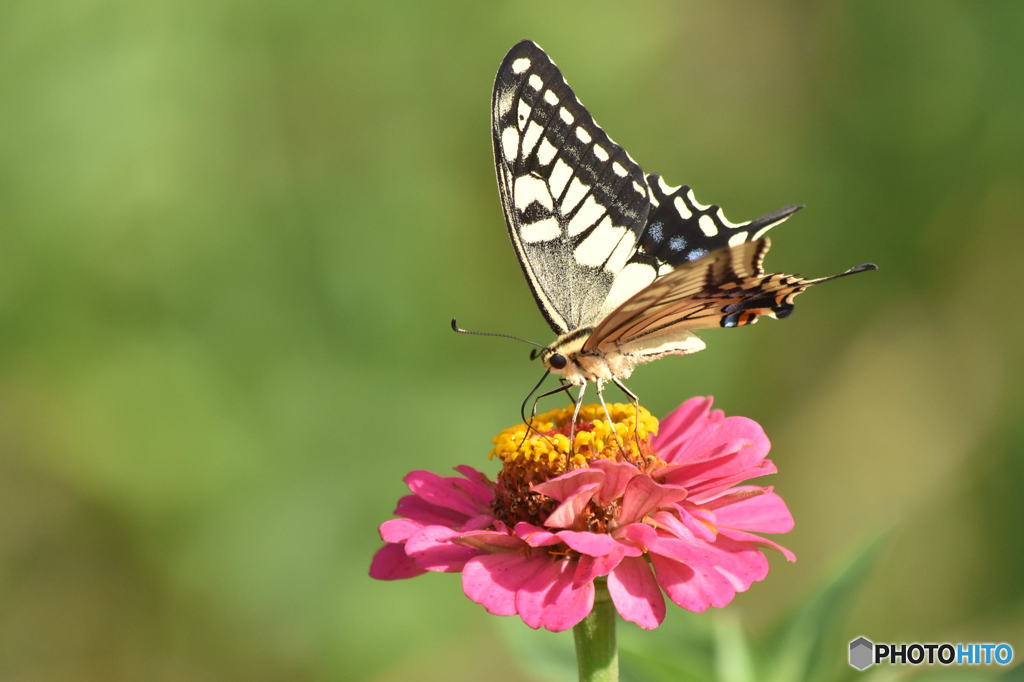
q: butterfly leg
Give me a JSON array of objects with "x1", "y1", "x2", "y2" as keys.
[
  {"x1": 560, "y1": 379, "x2": 580, "y2": 407},
  {"x1": 612, "y1": 378, "x2": 642, "y2": 448},
  {"x1": 526, "y1": 381, "x2": 576, "y2": 423},
  {"x1": 569, "y1": 381, "x2": 588, "y2": 454},
  {"x1": 596, "y1": 379, "x2": 626, "y2": 454}
]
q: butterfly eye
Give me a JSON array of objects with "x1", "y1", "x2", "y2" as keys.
[{"x1": 549, "y1": 353, "x2": 568, "y2": 370}]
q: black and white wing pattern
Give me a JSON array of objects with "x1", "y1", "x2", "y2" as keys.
[
  {"x1": 492, "y1": 40, "x2": 800, "y2": 335},
  {"x1": 642, "y1": 174, "x2": 801, "y2": 263}
]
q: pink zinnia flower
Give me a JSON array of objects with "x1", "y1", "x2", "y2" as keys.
[{"x1": 370, "y1": 397, "x2": 795, "y2": 632}]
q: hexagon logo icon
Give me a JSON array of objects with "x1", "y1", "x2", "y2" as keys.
[{"x1": 849, "y1": 636, "x2": 875, "y2": 670}]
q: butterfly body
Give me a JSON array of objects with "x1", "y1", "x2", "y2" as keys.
[
  {"x1": 489, "y1": 40, "x2": 876, "y2": 418},
  {"x1": 541, "y1": 326, "x2": 706, "y2": 386}
]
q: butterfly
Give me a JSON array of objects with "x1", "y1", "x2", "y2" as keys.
[{"x1": 474, "y1": 40, "x2": 875, "y2": 425}]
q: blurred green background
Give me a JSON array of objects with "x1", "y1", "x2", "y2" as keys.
[{"x1": 2, "y1": 1, "x2": 1022, "y2": 680}]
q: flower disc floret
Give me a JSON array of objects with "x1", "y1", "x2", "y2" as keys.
[{"x1": 491, "y1": 402, "x2": 660, "y2": 471}]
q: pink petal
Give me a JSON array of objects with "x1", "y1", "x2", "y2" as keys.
[
  {"x1": 405, "y1": 526, "x2": 480, "y2": 572},
  {"x1": 394, "y1": 494, "x2": 471, "y2": 527},
  {"x1": 573, "y1": 548, "x2": 627, "y2": 586},
  {"x1": 461, "y1": 513, "x2": 501, "y2": 532},
  {"x1": 532, "y1": 469, "x2": 605, "y2": 502},
  {"x1": 704, "y1": 489, "x2": 794, "y2": 534},
  {"x1": 650, "y1": 553, "x2": 735, "y2": 611},
  {"x1": 618, "y1": 476, "x2": 688, "y2": 525},
  {"x1": 455, "y1": 530, "x2": 525, "y2": 553},
  {"x1": 513, "y1": 522, "x2": 564, "y2": 547},
  {"x1": 615, "y1": 522, "x2": 658, "y2": 549},
  {"x1": 607, "y1": 556, "x2": 666, "y2": 629},
  {"x1": 463, "y1": 553, "x2": 548, "y2": 617},
  {"x1": 654, "y1": 397, "x2": 714, "y2": 450},
  {"x1": 684, "y1": 460, "x2": 778, "y2": 501},
  {"x1": 405, "y1": 470, "x2": 489, "y2": 517},
  {"x1": 705, "y1": 534, "x2": 771, "y2": 587},
  {"x1": 516, "y1": 558, "x2": 595, "y2": 631},
  {"x1": 379, "y1": 517, "x2": 424, "y2": 544},
  {"x1": 369, "y1": 543, "x2": 426, "y2": 580},
  {"x1": 541, "y1": 482, "x2": 602, "y2": 529},
  {"x1": 452, "y1": 465, "x2": 495, "y2": 504},
  {"x1": 556, "y1": 530, "x2": 621, "y2": 557},
  {"x1": 661, "y1": 417, "x2": 771, "y2": 481},
  {"x1": 514, "y1": 559, "x2": 562, "y2": 628},
  {"x1": 650, "y1": 509, "x2": 717, "y2": 544},
  {"x1": 589, "y1": 460, "x2": 642, "y2": 504},
  {"x1": 649, "y1": 534, "x2": 768, "y2": 589},
  {"x1": 719, "y1": 528, "x2": 797, "y2": 562}
]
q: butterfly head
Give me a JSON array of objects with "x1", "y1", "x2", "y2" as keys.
[{"x1": 534, "y1": 328, "x2": 597, "y2": 383}]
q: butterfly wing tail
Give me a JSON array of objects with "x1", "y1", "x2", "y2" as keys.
[
  {"x1": 723, "y1": 262, "x2": 879, "y2": 327},
  {"x1": 809, "y1": 262, "x2": 879, "y2": 284}
]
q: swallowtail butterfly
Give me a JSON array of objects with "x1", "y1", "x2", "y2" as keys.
[{"x1": 480, "y1": 40, "x2": 875, "y2": 420}]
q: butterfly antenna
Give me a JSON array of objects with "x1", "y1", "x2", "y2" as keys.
[{"x1": 451, "y1": 319, "x2": 545, "y2": 348}]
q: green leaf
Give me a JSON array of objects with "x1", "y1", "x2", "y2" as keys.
[
  {"x1": 618, "y1": 611, "x2": 714, "y2": 682},
  {"x1": 762, "y1": 533, "x2": 887, "y2": 682},
  {"x1": 712, "y1": 611, "x2": 755, "y2": 682}
]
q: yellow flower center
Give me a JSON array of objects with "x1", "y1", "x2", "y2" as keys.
[{"x1": 489, "y1": 403, "x2": 662, "y2": 529}]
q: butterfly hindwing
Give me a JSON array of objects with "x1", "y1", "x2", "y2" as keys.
[
  {"x1": 582, "y1": 239, "x2": 766, "y2": 349},
  {"x1": 584, "y1": 239, "x2": 875, "y2": 353}
]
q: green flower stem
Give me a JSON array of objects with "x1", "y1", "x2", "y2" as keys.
[{"x1": 573, "y1": 580, "x2": 618, "y2": 682}]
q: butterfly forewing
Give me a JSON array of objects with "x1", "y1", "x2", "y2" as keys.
[
  {"x1": 493, "y1": 40, "x2": 652, "y2": 334},
  {"x1": 641, "y1": 174, "x2": 801, "y2": 265}
]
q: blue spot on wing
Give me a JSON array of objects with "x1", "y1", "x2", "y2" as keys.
[
  {"x1": 647, "y1": 222, "x2": 664, "y2": 242},
  {"x1": 686, "y1": 248, "x2": 708, "y2": 261},
  {"x1": 668, "y1": 235, "x2": 686, "y2": 251}
]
